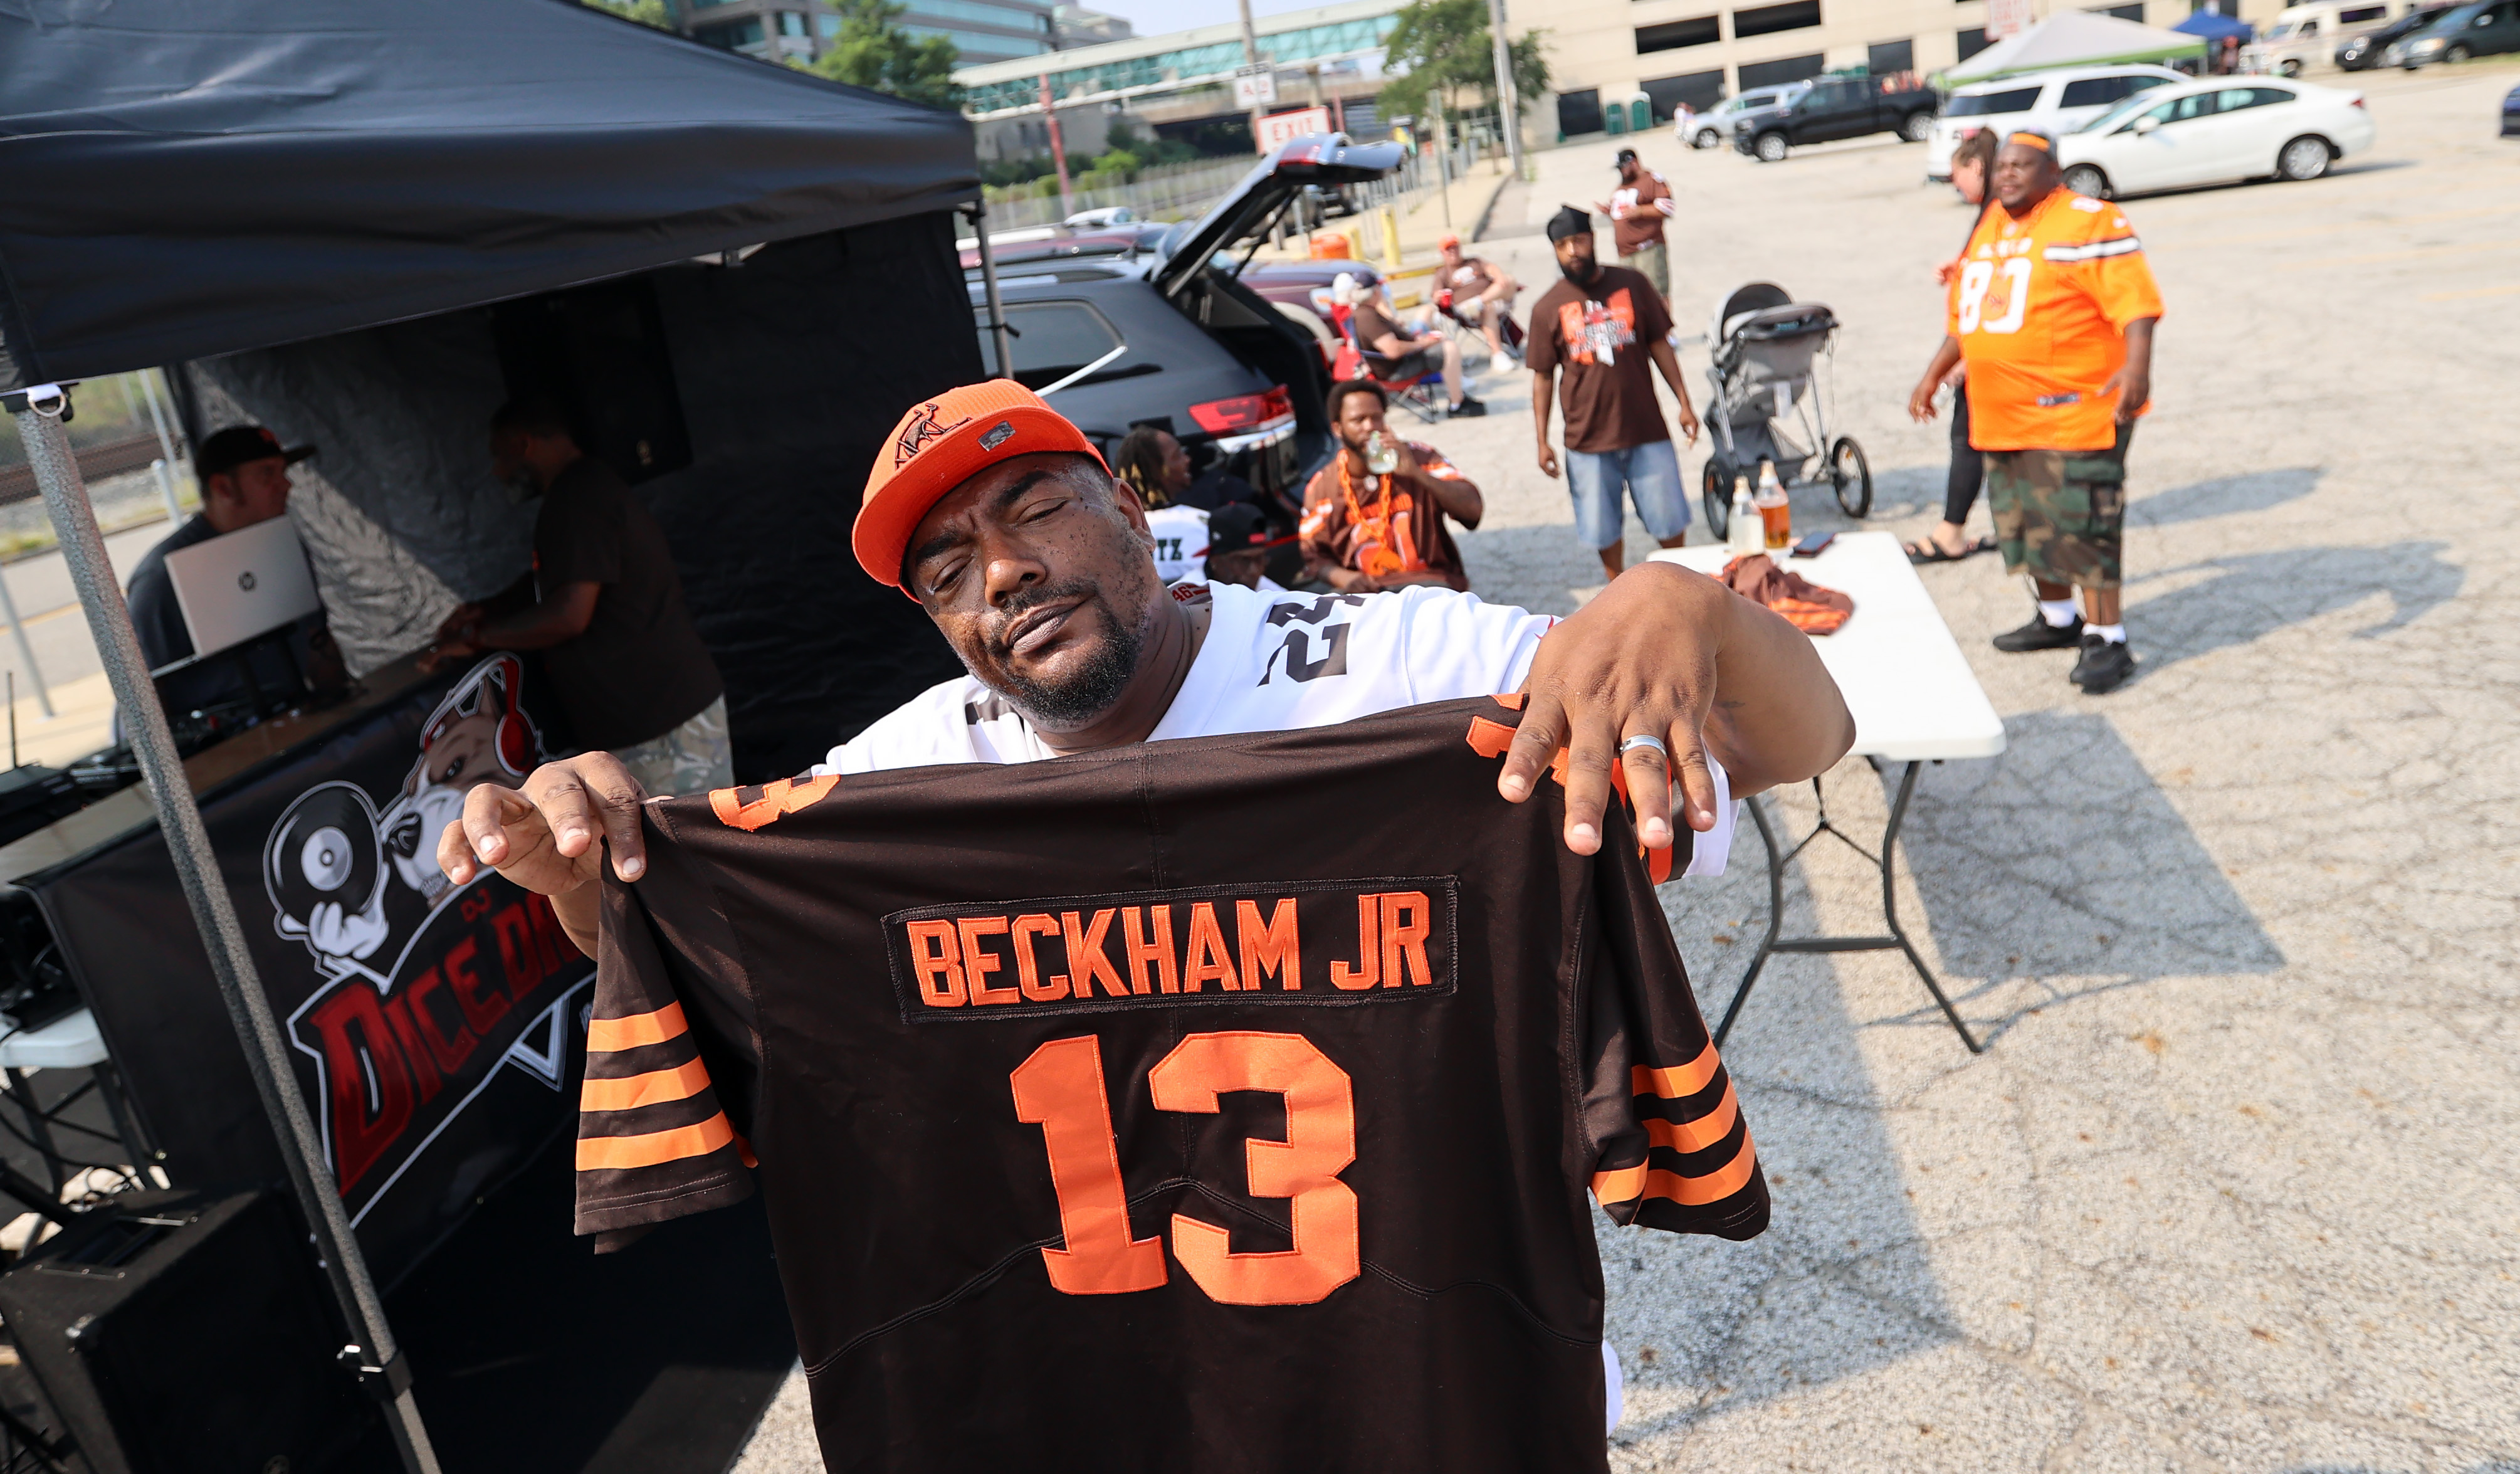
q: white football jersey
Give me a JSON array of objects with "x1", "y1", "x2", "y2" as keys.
[{"x1": 820, "y1": 581, "x2": 1733, "y2": 876}]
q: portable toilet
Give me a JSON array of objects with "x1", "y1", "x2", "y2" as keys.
[
  {"x1": 1627, "y1": 97, "x2": 1651, "y2": 132},
  {"x1": 1605, "y1": 103, "x2": 1626, "y2": 136}
]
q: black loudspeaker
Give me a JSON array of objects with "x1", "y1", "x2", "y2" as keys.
[
  {"x1": 491, "y1": 276, "x2": 693, "y2": 485},
  {"x1": 0, "y1": 1189, "x2": 372, "y2": 1474}
]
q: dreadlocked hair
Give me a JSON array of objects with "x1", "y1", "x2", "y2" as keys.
[{"x1": 1111, "y1": 426, "x2": 1175, "y2": 509}]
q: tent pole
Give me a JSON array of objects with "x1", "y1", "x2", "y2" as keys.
[
  {"x1": 967, "y1": 202, "x2": 1013, "y2": 380},
  {"x1": 6, "y1": 385, "x2": 441, "y2": 1474}
]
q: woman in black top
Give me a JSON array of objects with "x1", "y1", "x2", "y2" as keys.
[{"x1": 1907, "y1": 126, "x2": 2003, "y2": 565}]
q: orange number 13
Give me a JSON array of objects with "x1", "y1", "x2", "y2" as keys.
[{"x1": 1009, "y1": 1031, "x2": 1360, "y2": 1307}]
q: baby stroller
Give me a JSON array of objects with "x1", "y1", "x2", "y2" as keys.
[{"x1": 1698, "y1": 282, "x2": 1872, "y2": 540}]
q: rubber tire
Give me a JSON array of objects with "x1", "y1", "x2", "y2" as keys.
[
  {"x1": 2062, "y1": 163, "x2": 2112, "y2": 200},
  {"x1": 2279, "y1": 58, "x2": 2304, "y2": 77},
  {"x1": 1829, "y1": 438, "x2": 1872, "y2": 519},
  {"x1": 2277, "y1": 135, "x2": 2333, "y2": 182},
  {"x1": 1702, "y1": 460, "x2": 1734, "y2": 540},
  {"x1": 1694, "y1": 128, "x2": 1721, "y2": 149},
  {"x1": 1901, "y1": 111, "x2": 1936, "y2": 144},
  {"x1": 2447, "y1": 43, "x2": 2472, "y2": 62},
  {"x1": 1755, "y1": 131, "x2": 1789, "y2": 163}
]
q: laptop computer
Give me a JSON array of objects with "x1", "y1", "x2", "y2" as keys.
[{"x1": 160, "y1": 517, "x2": 321, "y2": 662}]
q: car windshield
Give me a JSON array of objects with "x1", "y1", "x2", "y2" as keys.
[{"x1": 1947, "y1": 85, "x2": 2043, "y2": 117}]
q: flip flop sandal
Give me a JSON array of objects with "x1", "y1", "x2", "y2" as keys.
[{"x1": 1906, "y1": 535, "x2": 1996, "y2": 565}]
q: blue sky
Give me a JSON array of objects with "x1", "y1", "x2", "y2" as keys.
[{"x1": 1086, "y1": 0, "x2": 1333, "y2": 38}]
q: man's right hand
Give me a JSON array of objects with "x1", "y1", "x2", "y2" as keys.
[
  {"x1": 1537, "y1": 443, "x2": 1560, "y2": 479},
  {"x1": 437, "y1": 753, "x2": 652, "y2": 900},
  {"x1": 433, "y1": 601, "x2": 484, "y2": 645}
]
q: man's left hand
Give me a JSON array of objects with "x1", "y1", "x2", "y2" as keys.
[
  {"x1": 417, "y1": 637, "x2": 480, "y2": 675},
  {"x1": 2102, "y1": 365, "x2": 2150, "y2": 423},
  {"x1": 1676, "y1": 404, "x2": 1702, "y2": 444},
  {"x1": 1499, "y1": 564, "x2": 1728, "y2": 856}
]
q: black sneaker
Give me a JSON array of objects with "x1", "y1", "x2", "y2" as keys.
[
  {"x1": 1449, "y1": 395, "x2": 1488, "y2": 418},
  {"x1": 1992, "y1": 611, "x2": 2084, "y2": 652},
  {"x1": 2071, "y1": 634, "x2": 2134, "y2": 693}
]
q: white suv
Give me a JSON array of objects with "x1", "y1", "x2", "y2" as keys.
[{"x1": 1924, "y1": 65, "x2": 2188, "y2": 179}]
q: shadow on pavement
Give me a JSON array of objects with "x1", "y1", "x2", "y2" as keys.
[
  {"x1": 1891, "y1": 711, "x2": 2284, "y2": 1045},
  {"x1": 2128, "y1": 540, "x2": 2463, "y2": 674},
  {"x1": 2129, "y1": 465, "x2": 2323, "y2": 527}
]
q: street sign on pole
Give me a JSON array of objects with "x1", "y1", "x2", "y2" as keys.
[
  {"x1": 1232, "y1": 69, "x2": 1278, "y2": 108},
  {"x1": 1255, "y1": 105, "x2": 1330, "y2": 154}
]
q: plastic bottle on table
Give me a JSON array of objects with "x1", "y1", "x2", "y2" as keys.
[
  {"x1": 1727, "y1": 475, "x2": 1763, "y2": 557},
  {"x1": 1755, "y1": 462, "x2": 1791, "y2": 550}
]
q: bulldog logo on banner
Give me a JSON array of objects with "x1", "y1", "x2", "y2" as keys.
[{"x1": 261, "y1": 655, "x2": 593, "y2": 1223}]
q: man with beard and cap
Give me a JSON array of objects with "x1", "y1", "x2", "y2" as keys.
[
  {"x1": 126, "y1": 424, "x2": 347, "y2": 717},
  {"x1": 424, "y1": 398, "x2": 730, "y2": 794},
  {"x1": 1528, "y1": 208, "x2": 1703, "y2": 579},
  {"x1": 439, "y1": 376, "x2": 1851, "y2": 974},
  {"x1": 1906, "y1": 131, "x2": 2161, "y2": 694},
  {"x1": 1595, "y1": 147, "x2": 1675, "y2": 298},
  {"x1": 1337, "y1": 274, "x2": 1485, "y2": 418}
]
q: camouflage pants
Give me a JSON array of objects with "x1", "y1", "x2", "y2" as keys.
[
  {"x1": 611, "y1": 696, "x2": 734, "y2": 798},
  {"x1": 1985, "y1": 423, "x2": 2134, "y2": 591}
]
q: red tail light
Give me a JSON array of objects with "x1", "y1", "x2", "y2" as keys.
[
  {"x1": 2349, "y1": 94, "x2": 2366, "y2": 108},
  {"x1": 1188, "y1": 385, "x2": 1294, "y2": 434}
]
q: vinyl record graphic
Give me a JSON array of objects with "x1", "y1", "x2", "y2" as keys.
[{"x1": 264, "y1": 781, "x2": 383, "y2": 929}]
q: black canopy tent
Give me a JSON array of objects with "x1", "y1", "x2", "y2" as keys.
[{"x1": 1, "y1": 3, "x2": 990, "y2": 1466}]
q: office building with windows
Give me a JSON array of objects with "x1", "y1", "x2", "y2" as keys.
[
  {"x1": 677, "y1": 0, "x2": 1056, "y2": 66},
  {"x1": 1541, "y1": 0, "x2": 2209, "y2": 135}
]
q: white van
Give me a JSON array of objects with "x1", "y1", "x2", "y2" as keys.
[
  {"x1": 1924, "y1": 64, "x2": 2188, "y2": 179},
  {"x1": 2247, "y1": 0, "x2": 2405, "y2": 73}
]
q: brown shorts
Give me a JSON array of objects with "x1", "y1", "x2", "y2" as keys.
[{"x1": 1983, "y1": 422, "x2": 2134, "y2": 591}]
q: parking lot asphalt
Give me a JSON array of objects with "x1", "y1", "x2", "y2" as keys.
[
  {"x1": 1421, "y1": 60, "x2": 2520, "y2": 1474},
  {"x1": 733, "y1": 63, "x2": 2520, "y2": 1471}
]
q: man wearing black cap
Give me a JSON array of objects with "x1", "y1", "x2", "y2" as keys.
[
  {"x1": 1595, "y1": 148, "x2": 1674, "y2": 298},
  {"x1": 125, "y1": 424, "x2": 343, "y2": 715},
  {"x1": 1199, "y1": 502, "x2": 1283, "y2": 591},
  {"x1": 1528, "y1": 208, "x2": 1703, "y2": 580}
]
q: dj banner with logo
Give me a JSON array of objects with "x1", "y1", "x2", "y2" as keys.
[{"x1": 26, "y1": 655, "x2": 595, "y2": 1285}]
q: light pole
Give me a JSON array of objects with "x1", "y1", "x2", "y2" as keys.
[
  {"x1": 1487, "y1": 0, "x2": 1524, "y2": 177},
  {"x1": 1237, "y1": 0, "x2": 1266, "y2": 146}
]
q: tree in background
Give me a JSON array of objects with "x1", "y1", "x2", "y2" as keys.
[
  {"x1": 587, "y1": 0, "x2": 672, "y2": 28},
  {"x1": 811, "y1": 0, "x2": 965, "y2": 110},
  {"x1": 1379, "y1": 0, "x2": 1546, "y2": 136}
]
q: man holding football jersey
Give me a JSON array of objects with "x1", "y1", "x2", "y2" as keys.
[{"x1": 443, "y1": 377, "x2": 1852, "y2": 955}]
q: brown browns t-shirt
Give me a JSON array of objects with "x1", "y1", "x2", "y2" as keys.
[
  {"x1": 1349, "y1": 301, "x2": 1416, "y2": 367},
  {"x1": 1298, "y1": 443, "x2": 1473, "y2": 592},
  {"x1": 1609, "y1": 171, "x2": 1672, "y2": 254},
  {"x1": 1525, "y1": 265, "x2": 1675, "y2": 455},
  {"x1": 533, "y1": 456, "x2": 723, "y2": 750}
]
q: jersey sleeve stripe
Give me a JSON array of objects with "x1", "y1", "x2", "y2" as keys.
[
  {"x1": 1641, "y1": 1082, "x2": 1740, "y2": 1154},
  {"x1": 2042, "y1": 236, "x2": 2142, "y2": 262},
  {"x1": 588, "y1": 1001, "x2": 689, "y2": 1052},
  {"x1": 1592, "y1": 1129, "x2": 1759, "y2": 1208},
  {"x1": 580, "y1": 1056, "x2": 715, "y2": 1113},
  {"x1": 575, "y1": 1110, "x2": 735, "y2": 1171},
  {"x1": 1630, "y1": 1042, "x2": 1721, "y2": 1099}
]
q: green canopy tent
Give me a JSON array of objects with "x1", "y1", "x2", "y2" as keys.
[{"x1": 1943, "y1": 10, "x2": 2206, "y2": 85}]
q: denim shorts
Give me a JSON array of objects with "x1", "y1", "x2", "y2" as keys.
[{"x1": 1563, "y1": 440, "x2": 1689, "y2": 549}]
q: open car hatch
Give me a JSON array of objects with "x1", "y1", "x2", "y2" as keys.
[{"x1": 1148, "y1": 134, "x2": 1406, "y2": 302}]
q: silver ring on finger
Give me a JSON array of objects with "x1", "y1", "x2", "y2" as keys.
[{"x1": 1618, "y1": 734, "x2": 1668, "y2": 761}]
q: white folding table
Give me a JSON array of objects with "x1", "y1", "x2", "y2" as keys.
[{"x1": 1651, "y1": 531, "x2": 2006, "y2": 1052}]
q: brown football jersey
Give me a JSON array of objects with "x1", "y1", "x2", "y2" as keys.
[{"x1": 577, "y1": 696, "x2": 1766, "y2": 1471}]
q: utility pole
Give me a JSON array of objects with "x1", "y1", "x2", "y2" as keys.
[
  {"x1": 1237, "y1": 0, "x2": 1266, "y2": 147},
  {"x1": 1486, "y1": 0, "x2": 1525, "y2": 177},
  {"x1": 1038, "y1": 71, "x2": 1073, "y2": 218}
]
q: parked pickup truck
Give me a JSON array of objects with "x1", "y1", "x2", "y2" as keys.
[{"x1": 1734, "y1": 73, "x2": 1942, "y2": 161}]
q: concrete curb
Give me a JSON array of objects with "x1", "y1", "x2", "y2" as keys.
[{"x1": 1467, "y1": 167, "x2": 1516, "y2": 245}]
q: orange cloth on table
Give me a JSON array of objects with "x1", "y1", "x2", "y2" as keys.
[
  {"x1": 1948, "y1": 186, "x2": 2164, "y2": 453},
  {"x1": 1718, "y1": 554, "x2": 1854, "y2": 636}
]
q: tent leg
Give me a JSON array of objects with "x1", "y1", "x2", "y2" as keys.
[
  {"x1": 965, "y1": 201, "x2": 1013, "y2": 381},
  {"x1": 5, "y1": 386, "x2": 441, "y2": 1474}
]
